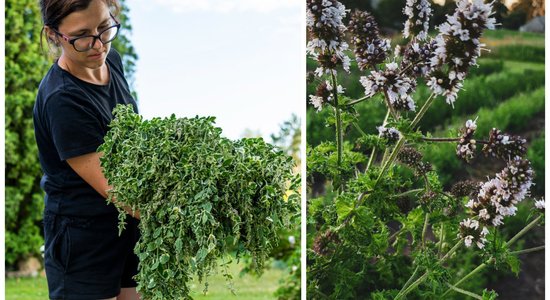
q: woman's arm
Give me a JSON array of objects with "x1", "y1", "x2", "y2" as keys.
[{"x1": 66, "y1": 152, "x2": 140, "y2": 219}]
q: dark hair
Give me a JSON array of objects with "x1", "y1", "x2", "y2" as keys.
[{"x1": 39, "y1": 0, "x2": 120, "y2": 50}]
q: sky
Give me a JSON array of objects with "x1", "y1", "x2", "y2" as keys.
[{"x1": 125, "y1": 0, "x2": 302, "y2": 140}]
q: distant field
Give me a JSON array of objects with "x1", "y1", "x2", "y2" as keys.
[{"x1": 482, "y1": 29, "x2": 545, "y2": 47}]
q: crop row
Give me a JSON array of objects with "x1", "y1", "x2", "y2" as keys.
[
  {"x1": 486, "y1": 44, "x2": 544, "y2": 63},
  {"x1": 417, "y1": 68, "x2": 545, "y2": 131}
]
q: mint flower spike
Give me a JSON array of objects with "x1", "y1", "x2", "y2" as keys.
[
  {"x1": 309, "y1": 95, "x2": 324, "y2": 112},
  {"x1": 496, "y1": 156, "x2": 533, "y2": 203},
  {"x1": 427, "y1": 0, "x2": 496, "y2": 106},
  {"x1": 306, "y1": 0, "x2": 351, "y2": 76},
  {"x1": 403, "y1": 0, "x2": 432, "y2": 41},
  {"x1": 397, "y1": 147, "x2": 433, "y2": 176},
  {"x1": 308, "y1": 80, "x2": 345, "y2": 112},
  {"x1": 348, "y1": 10, "x2": 391, "y2": 71},
  {"x1": 450, "y1": 180, "x2": 479, "y2": 197},
  {"x1": 401, "y1": 39, "x2": 436, "y2": 77},
  {"x1": 482, "y1": 128, "x2": 527, "y2": 160},
  {"x1": 456, "y1": 118, "x2": 477, "y2": 162},
  {"x1": 359, "y1": 62, "x2": 416, "y2": 112},
  {"x1": 377, "y1": 126, "x2": 400, "y2": 144},
  {"x1": 462, "y1": 157, "x2": 533, "y2": 248},
  {"x1": 459, "y1": 218, "x2": 489, "y2": 249}
]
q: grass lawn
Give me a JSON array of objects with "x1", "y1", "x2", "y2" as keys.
[
  {"x1": 6, "y1": 262, "x2": 285, "y2": 300},
  {"x1": 5, "y1": 276, "x2": 49, "y2": 300}
]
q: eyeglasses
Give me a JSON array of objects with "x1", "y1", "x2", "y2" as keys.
[{"x1": 51, "y1": 21, "x2": 121, "y2": 52}]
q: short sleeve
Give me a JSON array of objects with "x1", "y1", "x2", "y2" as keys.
[
  {"x1": 44, "y1": 90, "x2": 105, "y2": 161},
  {"x1": 107, "y1": 48, "x2": 125, "y2": 75}
]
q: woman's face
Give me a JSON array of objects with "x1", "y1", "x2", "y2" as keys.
[{"x1": 53, "y1": 0, "x2": 113, "y2": 70}]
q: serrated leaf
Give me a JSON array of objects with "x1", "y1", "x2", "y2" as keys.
[
  {"x1": 335, "y1": 195, "x2": 355, "y2": 222},
  {"x1": 506, "y1": 253, "x2": 521, "y2": 276}
]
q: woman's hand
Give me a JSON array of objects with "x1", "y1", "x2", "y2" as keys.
[
  {"x1": 66, "y1": 151, "x2": 140, "y2": 219},
  {"x1": 122, "y1": 205, "x2": 140, "y2": 220}
]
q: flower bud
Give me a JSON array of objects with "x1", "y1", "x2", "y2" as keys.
[
  {"x1": 482, "y1": 128, "x2": 527, "y2": 160},
  {"x1": 348, "y1": 10, "x2": 390, "y2": 70}
]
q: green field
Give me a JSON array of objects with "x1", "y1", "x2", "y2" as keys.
[{"x1": 6, "y1": 262, "x2": 285, "y2": 300}]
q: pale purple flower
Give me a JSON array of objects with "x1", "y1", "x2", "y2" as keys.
[
  {"x1": 459, "y1": 218, "x2": 489, "y2": 249},
  {"x1": 403, "y1": 0, "x2": 432, "y2": 41},
  {"x1": 456, "y1": 118, "x2": 477, "y2": 162},
  {"x1": 534, "y1": 199, "x2": 545, "y2": 210},
  {"x1": 359, "y1": 63, "x2": 416, "y2": 111},
  {"x1": 464, "y1": 157, "x2": 533, "y2": 231},
  {"x1": 307, "y1": 0, "x2": 350, "y2": 75},
  {"x1": 427, "y1": 0, "x2": 495, "y2": 106},
  {"x1": 377, "y1": 126, "x2": 400, "y2": 143},
  {"x1": 309, "y1": 95, "x2": 324, "y2": 112}
]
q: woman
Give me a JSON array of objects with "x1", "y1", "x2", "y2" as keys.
[{"x1": 33, "y1": 0, "x2": 141, "y2": 299}]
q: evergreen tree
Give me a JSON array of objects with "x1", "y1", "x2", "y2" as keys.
[{"x1": 5, "y1": 0, "x2": 50, "y2": 267}]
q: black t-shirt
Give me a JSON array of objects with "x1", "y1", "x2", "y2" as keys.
[{"x1": 33, "y1": 49, "x2": 138, "y2": 217}]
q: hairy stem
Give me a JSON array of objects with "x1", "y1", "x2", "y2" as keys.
[
  {"x1": 421, "y1": 213, "x2": 430, "y2": 248},
  {"x1": 438, "y1": 223, "x2": 445, "y2": 259},
  {"x1": 366, "y1": 148, "x2": 377, "y2": 174},
  {"x1": 375, "y1": 137, "x2": 405, "y2": 186},
  {"x1": 446, "y1": 283, "x2": 483, "y2": 300},
  {"x1": 347, "y1": 93, "x2": 436, "y2": 233},
  {"x1": 506, "y1": 215, "x2": 542, "y2": 246},
  {"x1": 366, "y1": 110, "x2": 391, "y2": 173},
  {"x1": 421, "y1": 136, "x2": 491, "y2": 144},
  {"x1": 343, "y1": 95, "x2": 370, "y2": 107},
  {"x1": 441, "y1": 263, "x2": 487, "y2": 298},
  {"x1": 510, "y1": 245, "x2": 545, "y2": 255},
  {"x1": 389, "y1": 227, "x2": 404, "y2": 242},
  {"x1": 352, "y1": 122, "x2": 368, "y2": 137},
  {"x1": 331, "y1": 72, "x2": 343, "y2": 180},
  {"x1": 395, "y1": 266, "x2": 419, "y2": 299},
  {"x1": 391, "y1": 188, "x2": 424, "y2": 199},
  {"x1": 422, "y1": 137, "x2": 461, "y2": 142},
  {"x1": 440, "y1": 238, "x2": 463, "y2": 262},
  {"x1": 396, "y1": 272, "x2": 428, "y2": 300},
  {"x1": 411, "y1": 93, "x2": 435, "y2": 129},
  {"x1": 377, "y1": 92, "x2": 436, "y2": 190}
]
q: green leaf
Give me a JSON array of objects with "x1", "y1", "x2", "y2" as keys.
[
  {"x1": 506, "y1": 253, "x2": 521, "y2": 276},
  {"x1": 175, "y1": 238, "x2": 183, "y2": 253},
  {"x1": 482, "y1": 289, "x2": 498, "y2": 300},
  {"x1": 160, "y1": 253, "x2": 170, "y2": 264},
  {"x1": 335, "y1": 194, "x2": 355, "y2": 222}
]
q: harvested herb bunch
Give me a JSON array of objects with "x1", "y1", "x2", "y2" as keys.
[{"x1": 98, "y1": 104, "x2": 299, "y2": 300}]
